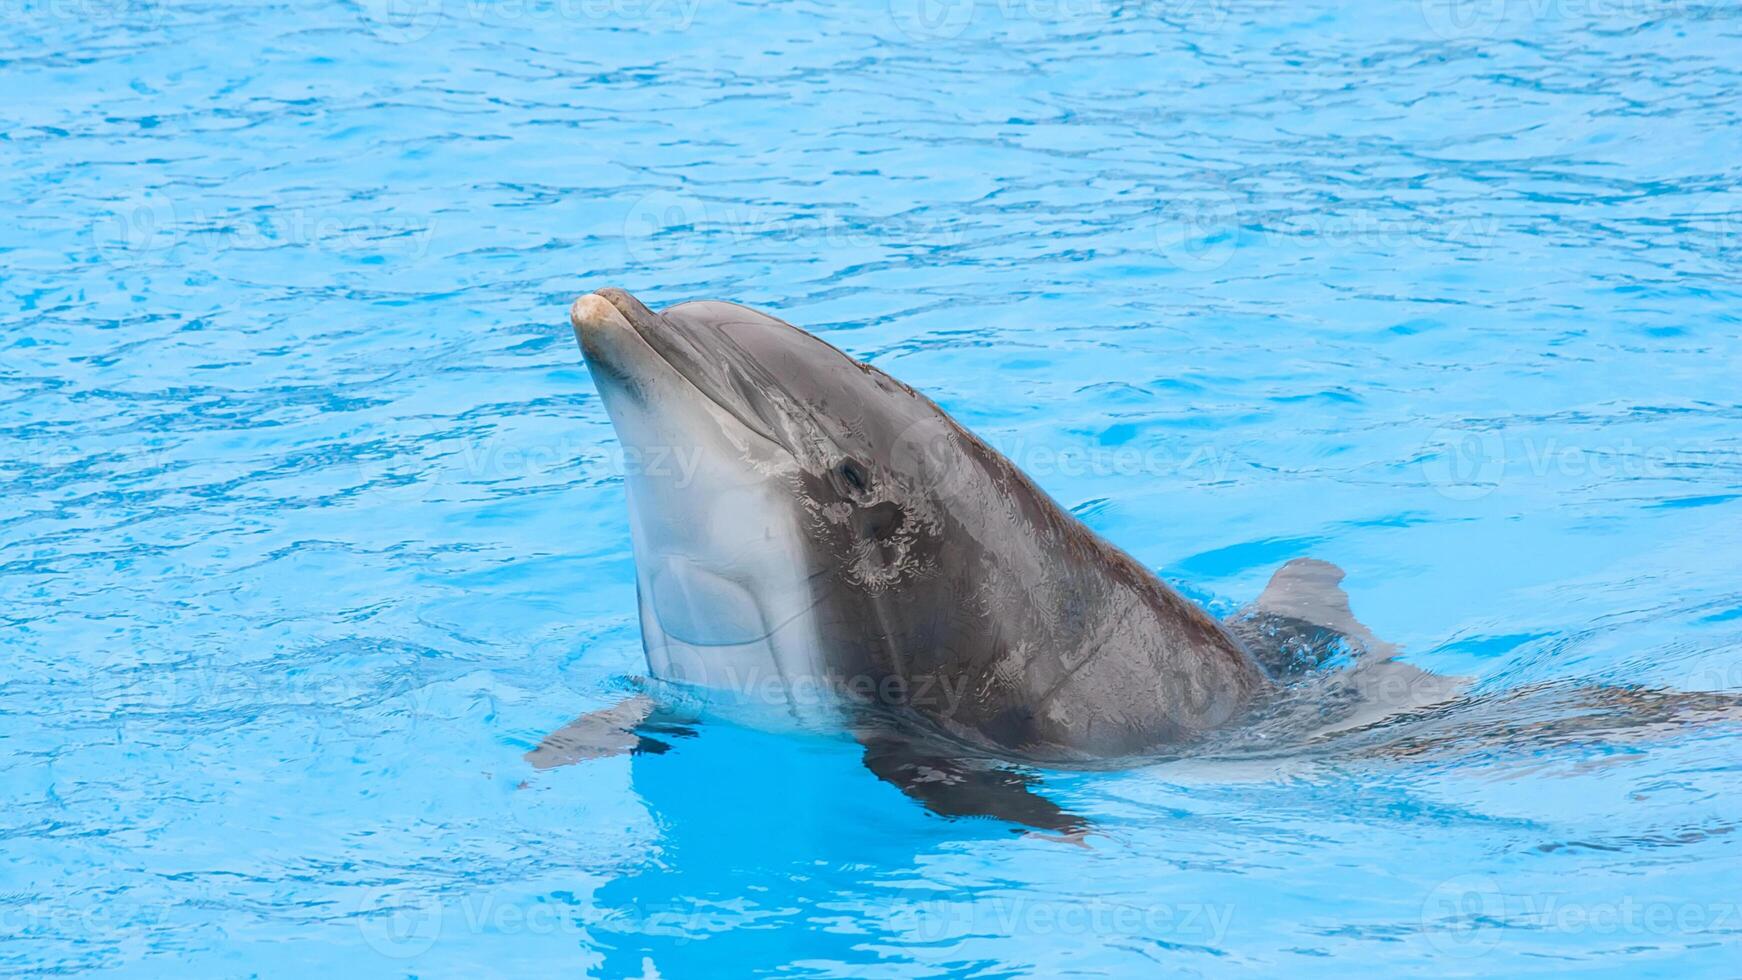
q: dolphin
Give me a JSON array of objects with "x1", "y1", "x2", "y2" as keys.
[
  {"x1": 527, "y1": 287, "x2": 1407, "y2": 829},
  {"x1": 532, "y1": 287, "x2": 1738, "y2": 832},
  {"x1": 569, "y1": 286, "x2": 1279, "y2": 750}
]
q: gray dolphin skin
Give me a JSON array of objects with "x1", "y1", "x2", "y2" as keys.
[
  {"x1": 540, "y1": 286, "x2": 1742, "y2": 833},
  {"x1": 569, "y1": 287, "x2": 1271, "y2": 756}
]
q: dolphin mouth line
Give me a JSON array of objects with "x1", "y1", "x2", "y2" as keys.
[
  {"x1": 575, "y1": 289, "x2": 792, "y2": 454},
  {"x1": 655, "y1": 561, "x2": 838, "y2": 653}
]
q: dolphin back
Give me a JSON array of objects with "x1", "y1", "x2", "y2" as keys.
[{"x1": 822, "y1": 415, "x2": 1273, "y2": 762}]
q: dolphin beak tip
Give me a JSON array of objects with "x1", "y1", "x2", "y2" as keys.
[{"x1": 569, "y1": 292, "x2": 625, "y2": 335}]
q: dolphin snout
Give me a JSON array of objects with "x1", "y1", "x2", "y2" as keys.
[
  {"x1": 570, "y1": 288, "x2": 656, "y2": 376},
  {"x1": 570, "y1": 290, "x2": 633, "y2": 341},
  {"x1": 567, "y1": 286, "x2": 793, "y2": 452},
  {"x1": 572, "y1": 287, "x2": 666, "y2": 335}
]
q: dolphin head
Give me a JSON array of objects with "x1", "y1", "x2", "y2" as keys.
[
  {"x1": 572, "y1": 288, "x2": 1266, "y2": 757},
  {"x1": 570, "y1": 288, "x2": 970, "y2": 721}
]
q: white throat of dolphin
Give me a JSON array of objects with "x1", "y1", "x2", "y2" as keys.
[{"x1": 570, "y1": 290, "x2": 838, "y2": 729}]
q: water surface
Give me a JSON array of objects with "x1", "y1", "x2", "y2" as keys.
[{"x1": 3, "y1": 0, "x2": 1741, "y2": 975}]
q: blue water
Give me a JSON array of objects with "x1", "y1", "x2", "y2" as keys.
[{"x1": 5, "y1": 0, "x2": 1742, "y2": 975}]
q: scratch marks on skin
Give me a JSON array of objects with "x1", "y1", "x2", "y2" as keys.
[{"x1": 1024, "y1": 577, "x2": 1163, "y2": 741}]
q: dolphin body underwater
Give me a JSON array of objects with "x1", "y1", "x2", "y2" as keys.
[{"x1": 531, "y1": 288, "x2": 1738, "y2": 833}]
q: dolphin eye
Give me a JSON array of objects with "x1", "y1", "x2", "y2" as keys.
[{"x1": 836, "y1": 459, "x2": 870, "y2": 495}]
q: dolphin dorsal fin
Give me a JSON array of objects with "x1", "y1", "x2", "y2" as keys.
[
  {"x1": 1255, "y1": 559, "x2": 1368, "y2": 641},
  {"x1": 1231, "y1": 558, "x2": 1397, "y2": 676}
]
